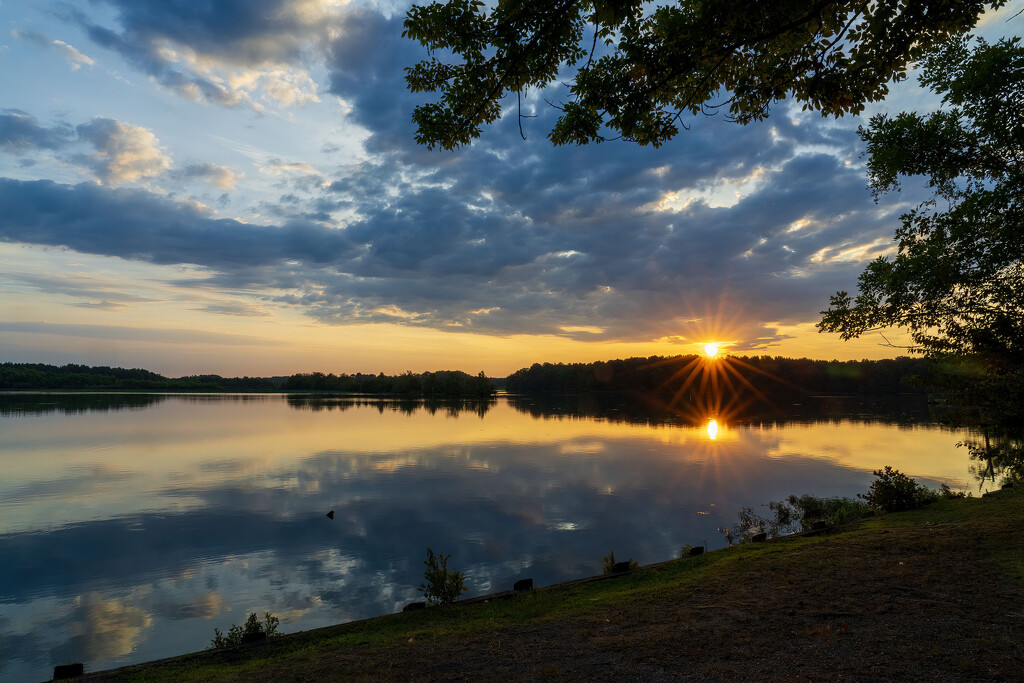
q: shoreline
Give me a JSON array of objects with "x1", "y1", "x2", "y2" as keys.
[{"x1": 73, "y1": 488, "x2": 1023, "y2": 681}]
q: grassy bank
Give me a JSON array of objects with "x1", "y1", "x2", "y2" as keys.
[{"x1": 79, "y1": 488, "x2": 1023, "y2": 681}]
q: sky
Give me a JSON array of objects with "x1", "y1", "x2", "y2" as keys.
[{"x1": 1, "y1": 1, "x2": 1021, "y2": 378}]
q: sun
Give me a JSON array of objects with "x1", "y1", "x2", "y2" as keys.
[{"x1": 703, "y1": 342, "x2": 720, "y2": 358}]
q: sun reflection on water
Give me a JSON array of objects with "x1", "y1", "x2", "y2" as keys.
[{"x1": 706, "y1": 419, "x2": 719, "y2": 440}]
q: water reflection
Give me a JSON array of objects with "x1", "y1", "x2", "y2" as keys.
[
  {"x1": 0, "y1": 392, "x2": 998, "y2": 681},
  {"x1": 961, "y1": 429, "x2": 1024, "y2": 486},
  {"x1": 505, "y1": 391, "x2": 938, "y2": 427},
  {"x1": 286, "y1": 395, "x2": 495, "y2": 418},
  {"x1": 0, "y1": 392, "x2": 170, "y2": 416}
]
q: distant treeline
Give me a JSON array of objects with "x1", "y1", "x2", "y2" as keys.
[
  {"x1": 0, "y1": 363, "x2": 279, "y2": 392},
  {"x1": 282, "y1": 370, "x2": 495, "y2": 397},
  {"x1": 0, "y1": 362, "x2": 496, "y2": 397},
  {"x1": 505, "y1": 355, "x2": 934, "y2": 395}
]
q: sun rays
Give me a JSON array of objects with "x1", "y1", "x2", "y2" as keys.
[{"x1": 641, "y1": 346, "x2": 799, "y2": 444}]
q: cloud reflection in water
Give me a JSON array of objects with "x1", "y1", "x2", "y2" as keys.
[{"x1": 0, "y1": 393, "x2": 978, "y2": 680}]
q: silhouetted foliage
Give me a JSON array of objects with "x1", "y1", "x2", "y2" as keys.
[
  {"x1": 209, "y1": 611, "x2": 280, "y2": 649},
  {"x1": 0, "y1": 362, "x2": 277, "y2": 392},
  {"x1": 419, "y1": 548, "x2": 468, "y2": 606},
  {"x1": 403, "y1": 0, "x2": 998, "y2": 149},
  {"x1": 821, "y1": 39, "x2": 1024, "y2": 437},
  {"x1": 859, "y1": 466, "x2": 939, "y2": 513},
  {"x1": 0, "y1": 362, "x2": 496, "y2": 396},
  {"x1": 282, "y1": 369, "x2": 495, "y2": 397},
  {"x1": 505, "y1": 355, "x2": 932, "y2": 396},
  {"x1": 602, "y1": 549, "x2": 637, "y2": 574},
  {"x1": 728, "y1": 495, "x2": 872, "y2": 542}
]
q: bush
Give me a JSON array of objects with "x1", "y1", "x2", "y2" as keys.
[
  {"x1": 602, "y1": 549, "x2": 638, "y2": 574},
  {"x1": 785, "y1": 494, "x2": 871, "y2": 527},
  {"x1": 859, "y1": 466, "x2": 939, "y2": 513},
  {"x1": 209, "y1": 611, "x2": 280, "y2": 649},
  {"x1": 728, "y1": 495, "x2": 873, "y2": 544},
  {"x1": 419, "y1": 548, "x2": 467, "y2": 606},
  {"x1": 730, "y1": 506, "x2": 769, "y2": 542},
  {"x1": 939, "y1": 483, "x2": 970, "y2": 499}
]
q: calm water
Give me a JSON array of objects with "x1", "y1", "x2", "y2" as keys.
[{"x1": 0, "y1": 392, "x2": 992, "y2": 680}]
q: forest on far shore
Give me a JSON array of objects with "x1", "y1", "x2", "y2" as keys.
[
  {"x1": 505, "y1": 355, "x2": 936, "y2": 396},
  {"x1": 0, "y1": 355, "x2": 940, "y2": 396},
  {"x1": 0, "y1": 362, "x2": 496, "y2": 397}
]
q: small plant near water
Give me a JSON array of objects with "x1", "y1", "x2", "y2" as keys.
[
  {"x1": 722, "y1": 468, "x2": 963, "y2": 546},
  {"x1": 724, "y1": 495, "x2": 873, "y2": 544},
  {"x1": 859, "y1": 466, "x2": 939, "y2": 513},
  {"x1": 602, "y1": 549, "x2": 638, "y2": 574},
  {"x1": 419, "y1": 547, "x2": 468, "y2": 606},
  {"x1": 939, "y1": 483, "x2": 971, "y2": 499},
  {"x1": 209, "y1": 611, "x2": 280, "y2": 649},
  {"x1": 785, "y1": 494, "x2": 872, "y2": 527}
]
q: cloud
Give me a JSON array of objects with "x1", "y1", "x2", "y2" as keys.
[
  {"x1": 11, "y1": 29, "x2": 95, "y2": 70},
  {"x1": 66, "y1": 593, "x2": 153, "y2": 660},
  {"x1": 77, "y1": 0, "x2": 334, "y2": 108},
  {"x1": 0, "y1": 108, "x2": 907, "y2": 345},
  {"x1": 197, "y1": 301, "x2": 270, "y2": 317},
  {"x1": 0, "y1": 178, "x2": 355, "y2": 268},
  {"x1": 0, "y1": 109, "x2": 75, "y2": 153},
  {"x1": 75, "y1": 118, "x2": 172, "y2": 185},
  {"x1": 1, "y1": 113, "x2": 249, "y2": 191},
  {"x1": 52, "y1": 39, "x2": 95, "y2": 69},
  {"x1": 3, "y1": 270, "x2": 157, "y2": 314},
  {"x1": 1, "y1": 112, "x2": 172, "y2": 186},
  {"x1": 177, "y1": 163, "x2": 242, "y2": 190},
  {"x1": 0, "y1": 3, "x2": 928, "y2": 349},
  {"x1": 0, "y1": 321, "x2": 282, "y2": 347},
  {"x1": 262, "y1": 158, "x2": 322, "y2": 177}
]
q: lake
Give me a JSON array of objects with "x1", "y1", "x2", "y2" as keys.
[{"x1": 0, "y1": 392, "x2": 996, "y2": 680}]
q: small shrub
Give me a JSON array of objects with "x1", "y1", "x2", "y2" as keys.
[
  {"x1": 717, "y1": 528, "x2": 734, "y2": 546},
  {"x1": 859, "y1": 466, "x2": 938, "y2": 513},
  {"x1": 419, "y1": 547, "x2": 467, "y2": 606},
  {"x1": 602, "y1": 549, "x2": 638, "y2": 574},
  {"x1": 209, "y1": 611, "x2": 280, "y2": 649},
  {"x1": 767, "y1": 499, "x2": 800, "y2": 536},
  {"x1": 732, "y1": 506, "x2": 769, "y2": 542},
  {"x1": 939, "y1": 483, "x2": 970, "y2": 499},
  {"x1": 730, "y1": 495, "x2": 872, "y2": 544},
  {"x1": 786, "y1": 494, "x2": 871, "y2": 527}
]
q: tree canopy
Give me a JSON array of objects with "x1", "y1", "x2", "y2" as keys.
[
  {"x1": 819, "y1": 37, "x2": 1024, "y2": 369},
  {"x1": 820, "y1": 36, "x2": 1023, "y2": 453},
  {"x1": 403, "y1": 0, "x2": 1001, "y2": 149}
]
